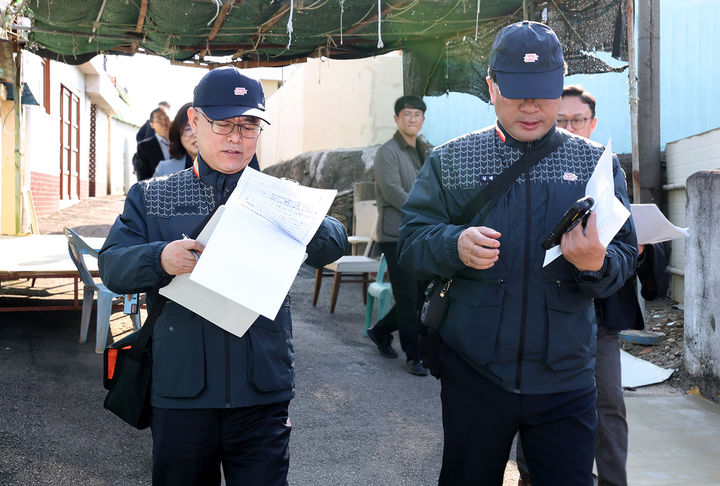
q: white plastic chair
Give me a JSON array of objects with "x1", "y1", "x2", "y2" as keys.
[{"x1": 64, "y1": 227, "x2": 141, "y2": 353}]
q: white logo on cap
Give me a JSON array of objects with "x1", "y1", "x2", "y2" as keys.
[
  {"x1": 234, "y1": 87, "x2": 248, "y2": 96},
  {"x1": 524, "y1": 53, "x2": 539, "y2": 63}
]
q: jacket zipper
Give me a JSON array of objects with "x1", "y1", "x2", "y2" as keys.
[
  {"x1": 514, "y1": 141, "x2": 533, "y2": 392},
  {"x1": 225, "y1": 332, "x2": 231, "y2": 407}
]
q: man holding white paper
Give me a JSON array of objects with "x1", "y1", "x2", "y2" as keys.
[
  {"x1": 99, "y1": 67, "x2": 347, "y2": 486},
  {"x1": 398, "y1": 22, "x2": 637, "y2": 484}
]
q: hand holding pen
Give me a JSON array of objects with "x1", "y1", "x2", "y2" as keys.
[{"x1": 159, "y1": 235, "x2": 205, "y2": 276}]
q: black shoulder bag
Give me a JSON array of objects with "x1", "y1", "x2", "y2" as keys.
[
  {"x1": 103, "y1": 192, "x2": 229, "y2": 430},
  {"x1": 420, "y1": 131, "x2": 568, "y2": 334}
]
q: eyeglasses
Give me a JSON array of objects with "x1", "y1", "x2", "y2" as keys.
[
  {"x1": 199, "y1": 112, "x2": 263, "y2": 139},
  {"x1": 557, "y1": 117, "x2": 590, "y2": 130},
  {"x1": 399, "y1": 110, "x2": 424, "y2": 120}
]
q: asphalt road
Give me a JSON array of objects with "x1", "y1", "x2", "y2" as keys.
[{"x1": 1, "y1": 266, "x2": 492, "y2": 485}]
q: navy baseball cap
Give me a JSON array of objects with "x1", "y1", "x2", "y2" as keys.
[
  {"x1": 193, "y1": 66, "x2": 270, "y2": 124},
  {"x1": 489, "y1": 21, "x2": 565, "y2": 100}
]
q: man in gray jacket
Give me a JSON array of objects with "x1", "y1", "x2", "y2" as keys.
[{"x1": 367, "y1": 95, "x2": 432, "y2": 376}]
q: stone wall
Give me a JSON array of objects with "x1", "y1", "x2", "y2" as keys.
[{"x1": 684, "y1": 170, "x2": 720, "y2": 385}]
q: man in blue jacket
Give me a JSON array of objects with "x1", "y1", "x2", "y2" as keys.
[
  {"x1": 398, "y1": 22, "x2": 637, "y2": 485},
  {"x1": 99, "y1": 67, "x2": 347, "y2": 486}
]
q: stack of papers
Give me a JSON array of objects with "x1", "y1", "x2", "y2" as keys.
[
  {"x1": 630, "y1": 203, "x2": 689, "y2": 245},
  {"x1": 160, "y1": 168, "x2": 337, "y2": 337}
]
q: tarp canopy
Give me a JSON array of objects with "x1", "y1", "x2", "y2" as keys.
[{"x1": 14, "y1": 0, "x2": 628, "y2": 101}]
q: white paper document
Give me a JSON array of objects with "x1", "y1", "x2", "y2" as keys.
[
  {"x1": 160, "y1": 168, "x2": 337, "y2": 337},
  {"x1": 543, "y1": 142, "x2": 631, "y2": 267},
  {"x1": 630, "y1": 203, "x2": 689, "y2": 245}
]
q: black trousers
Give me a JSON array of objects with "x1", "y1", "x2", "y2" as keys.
[
  {"x1": 438, "y1": 345, "x2": 597, "y2": 486},
  {"x1": 372, "y1": 241, "x2": 423, "y2": 360},
  {"x1": 150, "y1": 401, "x2": 291, "y2": 486}
]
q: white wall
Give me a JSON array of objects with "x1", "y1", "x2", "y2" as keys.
[
  {"x1": 258, "y1": 54, "x2": 403, "y2": 169},
  {"x1": 664, "y1": 127, "x2": 720, "y2": 302}
]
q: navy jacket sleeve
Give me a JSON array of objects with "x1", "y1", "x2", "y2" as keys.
[
  {"x1": 571, "y1": 156, "x2": 638, "y2": 299},
  {"x1": 304, "y1": 215, "x2": 348, "y2": 268},
  {"x1": 99, "y1": 184, "x2": 173, "y2": 294},
  {"x1": 397, "y1": 152, "x2": 475, "y2": 281}
]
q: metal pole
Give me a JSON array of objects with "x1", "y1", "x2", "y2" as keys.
[
  {"x1": 13, "y1": 47, "x2": 22, "y2": 234},
  {"x1": 626, "y1": 0, "x2": 641, "y2": 203},
  {"x1": 637, "y1": 0, "x2": 661, "y2": 205}
]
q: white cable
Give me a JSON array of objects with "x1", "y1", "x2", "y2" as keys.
[
  {"x1": 475, "y1": 0, "x2": 481, "y2": 40},
  {"x1": 377, "y1": 0, "x2": 384, "y2": 48},
  {"x1": 207, "y1": 0, "x2": 222, "y2": 26},
  {"x1": 339, "y1": 0, "x2": 345, "y2": 45},
  {"x1": 287, "y1": 0, "x2": 295, "y2": 49}
]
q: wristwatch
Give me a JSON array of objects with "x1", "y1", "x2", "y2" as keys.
[{"x1": 578, "y1": 258, "x2": 608, "y2": 283}]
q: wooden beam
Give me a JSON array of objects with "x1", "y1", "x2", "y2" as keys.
[
  {"x1": 132, "y1": 0, "x2": 149, "y2": 53},
  {"x1": 232, "y1": 4, "x2": 291, "y2": 59},
  {"x1": 258, "y1": 4, "x2": 291, "y2": 33},
  {"x1": 136, "y1": 0, "x2": 148, "y2": 33},
  {"x1": 343, "y1": 1, "x2": 410, "y2": 36},
  {"x1": 199, "y1": 1, "x2": 234, "y2": 58}
]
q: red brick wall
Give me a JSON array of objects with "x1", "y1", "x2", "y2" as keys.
[
  {"x1": 29, "y1": 171, "x2": 90, "y2": 218},
  {"x1": 29, "y1": 171, "x2": 60, "y2": 217}
]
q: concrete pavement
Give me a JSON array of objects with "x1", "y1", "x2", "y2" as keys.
[{"x1": 2, "y1": 195, "x2": 719, "y2": 485}]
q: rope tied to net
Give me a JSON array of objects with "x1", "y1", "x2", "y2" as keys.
[
  {"x1": 339, "y1": 0, "x2": 345, "y2": 44},
  {"x1": 287, "y1": 0, "x2": 295, "y2": 49},
  {"x1": 377, "y1": 0, "x2": 384, "y2": 48}
]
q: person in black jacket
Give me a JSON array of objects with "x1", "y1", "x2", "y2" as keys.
[
  {"x1": 517, "y1": 85, "x2": 668, "y2": 486},
  {"x1": 133, "y1": 107, "x2": 171, "y2": 181},
  {"x1": 100, "y1": 67, "x2": 347, "y2": 486},
  {"x1": 398, "y1": 22, "x2": 637, "y2": 485},
  {"x1": 136, "y1": 100, "x2": 170, "y2": 142}
]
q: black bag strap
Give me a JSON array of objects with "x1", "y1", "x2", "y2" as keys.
[
  {"x1": 454, "y1": 129, "x2": 569, "y2": 226},
  {"x1": 126, "y1": 185, "x2": 233, "y2": 362}
]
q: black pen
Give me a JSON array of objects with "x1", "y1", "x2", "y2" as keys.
[{"x1": 181, "y1": 233, "x2": 200, "y2": 262}]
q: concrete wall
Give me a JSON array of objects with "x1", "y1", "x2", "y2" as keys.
[
  {"x1": 664, "y1": 127, "x2": 720, "y2": 302},
  {"x1": 258, "y1": 55, "x2": 402, "y2": 169},
  {"x1": 684, "y1": 170, "x2": 720, "y2": 379}
]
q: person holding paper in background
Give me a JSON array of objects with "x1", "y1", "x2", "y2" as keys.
[
  {"x1": 398, "y1": 22, "x2": 637, "y2": 484},
  {"x1": 99, "y1": 67, "x2": 347, "y2": 486},
  {"x1": 515, "y1": 85, "x2": 669, "y2": 486}
]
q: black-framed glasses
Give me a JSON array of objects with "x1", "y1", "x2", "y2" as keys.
[
  {"x1": 557, "y1": 117, "x2": 590, "y2": 130},
  {"x1": 199, "y1": 111, "x2": 263, "y2": 139}
]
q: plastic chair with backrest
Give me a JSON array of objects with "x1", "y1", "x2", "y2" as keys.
[
  {"x1": 364, "y1": 253, "x2": 393, "y2": 336},
  {"x1": 64, "y1": 227, "x2": 141, "y2": 353}
]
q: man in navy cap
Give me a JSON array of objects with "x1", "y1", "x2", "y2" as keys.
[
  {"x1": 99, "y1": 67, "x2": 348, "y2": 486},
  {"x1": 398, "y1": 21, "x2": 637, "y2": 484}
]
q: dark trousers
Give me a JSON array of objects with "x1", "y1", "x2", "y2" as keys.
[
  {"x1": 372, "y1": 241, "x2": 423, "y2": 360},
  {"x1": 439, "y1": 345, "x2": 596, "y2": 486},
  {"x1": 150, "y1": 401, "x2": 291, "y2": 486}
]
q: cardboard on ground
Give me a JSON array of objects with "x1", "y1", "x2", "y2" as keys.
[
  {"x1": 630, "y1": 203, "x2": 689, "y2": 245},
  {"x1": 160, "y1": 168, "x2": 336, "y2": 337},
  {"x1": 544, "y1": 141, "x2": 631, "y2": 267}
]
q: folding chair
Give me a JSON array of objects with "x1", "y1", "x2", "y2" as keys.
[{"x1": 64, "y1": 228, "x2": 141, "y2": 353}]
